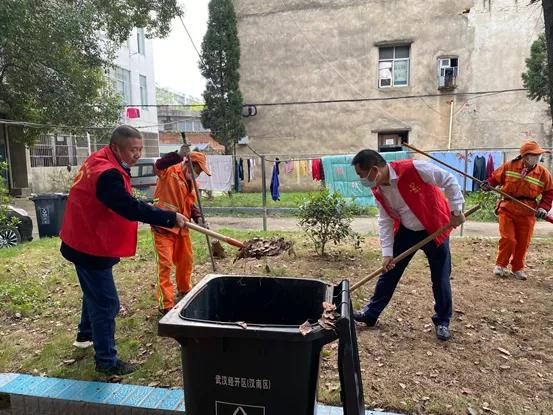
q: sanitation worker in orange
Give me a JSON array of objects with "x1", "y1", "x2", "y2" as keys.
[
  {"x1": 152, "y1": 151, "x2": 211, "y2": 314},
  {"x1": 482, "y1": 141, "x2": 553, "y2": 280}
]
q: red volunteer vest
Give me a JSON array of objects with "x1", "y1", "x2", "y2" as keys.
[
  {"x1": 372, "y1": 160, "x2": 452, "y2": 245},
  {"x1": 60, "y1": 146, "x2": 138, "y2": 257}
]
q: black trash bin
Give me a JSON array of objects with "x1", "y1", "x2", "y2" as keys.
[
  {"x1": 31, "y1": 193, "x2": 68, "y2": 237},
  {"x1": 158, "y1": 274, "x2": 364, "y2": 415}
]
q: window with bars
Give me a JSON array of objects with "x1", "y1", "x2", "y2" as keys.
[{"x1": 378, "y1": 45, "x2": 410, "y2": 88}]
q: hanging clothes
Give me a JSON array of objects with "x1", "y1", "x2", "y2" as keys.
[
  {"x1": 284, "y1": 160, "x2": 294, "y2": 174},
  {"x1": 472, "y1": 155, "x2": 487, "y2": 191},
  {"x1": 234, "y1": 159, "x2": 241, "y2": 192},
  {"x1": 486, "y1": 154, "x2": 495, "y2": 180},
  {"x1": 312, "y1": 159, "x2": 323, "y2": 181},
  {"x1": 238, "y1": 158, "x2": 244, "y2": 181},
  {"x1": 295, "y1": 160, "x2": 301, "y2": 184},
  {"x1": 299, "y1": 160, "x2": 308, "y2": 176},
  {"x1": 196, "y1": 155, "x2": 233, "y2": 192},
  {"x1": 248, "y1": 158, "x2": 255, "y2": 181},
  {"x1": 270, "y1": 161, "x2": 280, "y2": 201}
]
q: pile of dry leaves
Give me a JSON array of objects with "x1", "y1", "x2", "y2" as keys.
[{"x1": 234, "y1": 237, "x2": 294, "y2": 262}]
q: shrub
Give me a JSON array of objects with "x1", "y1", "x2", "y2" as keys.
[{"x1": 298, "y1": 189, "x2": 361, "y2": 256}]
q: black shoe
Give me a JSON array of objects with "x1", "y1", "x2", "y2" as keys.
[
  {"x1": 435, "y1": 325, "x2": 451, "y2": 341},
  {"x1": 353, "y1": 310, "x2": 377, "y2": 327},
  {"x1": 96, "y1": 359, "x2": 138, "y2": 376}
]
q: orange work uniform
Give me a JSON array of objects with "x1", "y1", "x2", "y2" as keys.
[
  {"x1": 152, "y1": 162, "x2": 197, "y2": 310},
  {"x1": 488, "y1": 158, "x2": 553, "y2": 272}
]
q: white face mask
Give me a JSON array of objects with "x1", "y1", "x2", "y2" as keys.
[
  {"x1": 525, "y1": 155, "x2": 541, "y2": 167},
  {"x1": 360, "y1": 168, "x2": 378, "y2": 188}
]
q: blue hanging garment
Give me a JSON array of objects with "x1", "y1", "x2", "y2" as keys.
[{"x1": 270, "y1": 160, "x2": 280, "y2": 201}]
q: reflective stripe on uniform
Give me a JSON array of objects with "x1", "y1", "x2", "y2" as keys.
[{"x1": 505, "y1": 170, "x2": 545, "y2": 187}]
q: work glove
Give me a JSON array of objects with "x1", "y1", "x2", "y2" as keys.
[
  {"x1": 536, "y1": 208, "x2": 549, "y2": 219},
  {"x1": 480, "y1": 182, "x2": 493, "y2": 192}
]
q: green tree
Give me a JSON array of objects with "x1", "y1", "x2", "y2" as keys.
[
  {"x1": 0, "y1": 0, "x2": 182, "y2": 141},
  {"x1": 200, "y1": 0, "x2": 246, "y2": 154},
  {"x1": 522, "y1": 34, "x2": 550, "y2": 103}
]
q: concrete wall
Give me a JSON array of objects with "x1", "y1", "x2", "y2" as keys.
[
  {"x1": 234, "y1": 0, "x2": 550, "y2": 191},
  {"x1": 30, "y1": 166, "x2": 75, "y2": 194}
]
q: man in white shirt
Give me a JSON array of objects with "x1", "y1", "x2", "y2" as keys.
[{"x1": 351, "y1": 149, "x2": 465, "y2": 341}]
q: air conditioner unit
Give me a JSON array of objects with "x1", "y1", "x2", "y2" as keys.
[{"x1": 237, "y1": 136, "x2": 249, "y2": 145}]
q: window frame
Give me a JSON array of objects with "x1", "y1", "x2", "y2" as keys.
[
  {"x1": 437, "y1": 56, "x2": 459, "y2": 89},
  {"x1": 137, "y1": 28, "x2": 146, "y2": 55},
  {"x1": 112, "y1": 66, "x2": 131, "y2": 105},
  {"x1": 139, "y1": 74, "x2": 148, "y2": 107},
  {"x1": 378, "y1": 45, "x2": 410, "y2": 89}
]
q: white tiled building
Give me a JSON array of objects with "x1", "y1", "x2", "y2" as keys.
[{"x1": 110, "y1": 28, "x2": 160, "y2": 157}]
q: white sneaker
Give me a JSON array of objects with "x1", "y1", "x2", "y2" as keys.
[
  {"x1": 514, "y1": 271, "x2": 527, "y2": 280},
  {"x1": 73, "y1": 334, "x2": 93, "y2": 349},
  {"x1": 493, "y1": 266, "x2": 506, "y2": 277}
]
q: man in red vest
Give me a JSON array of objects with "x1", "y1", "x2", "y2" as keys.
[
  {"x1": 60, "y1": 125, "x2": 188, "y2": 376},
  {"x1": 351, "y1": 150, "x2": 465, "y2": 341}
]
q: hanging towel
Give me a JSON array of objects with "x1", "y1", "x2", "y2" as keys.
[
  {"x1": 485, "y1": 154, "x2": 495, "y2": 179},
  {"x1": 299, "y1": 160, "x2": 308, "y2": 176},
  {"x1": 270, "y1": 161, "x2": 280, "y2": 201},
  {"x1": 295, "y1": 160, "x2": 301, "y2": 184}
]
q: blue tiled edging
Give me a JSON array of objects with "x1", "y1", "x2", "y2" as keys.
[{"x1": 0, "y1": 373, "x2": 400, "y2": 415}]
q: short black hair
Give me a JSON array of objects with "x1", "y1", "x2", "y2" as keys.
[
  {"x1": 351, "y1": 149, "x2": 387, "y2": 170},
  {"x1": 110, "y1": 125, "x2": 142, "y2": 145}
]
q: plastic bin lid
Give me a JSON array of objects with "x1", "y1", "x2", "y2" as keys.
[{"x1": 31, "y1": 193, "x2": 68, "y2": 200}]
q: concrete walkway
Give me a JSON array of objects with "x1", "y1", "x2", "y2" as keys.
[
  {"x1": 208, "y1": 216, "x2": 553, "y2": 238},
  {"x1": 11, "y1": 198, "x2": 553, "y2": 239}
]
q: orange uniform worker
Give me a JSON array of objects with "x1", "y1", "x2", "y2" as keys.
[
  {"x1": 482, "y1": 141, "x2": 553, "y2": 280},
  {"x1": 152, "y1": 152, "x2": 211, "y2": 314}
]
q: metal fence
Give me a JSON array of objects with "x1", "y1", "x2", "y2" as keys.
[{"x1": 29, "y1": 132, "x2": 160, "y2": 167}]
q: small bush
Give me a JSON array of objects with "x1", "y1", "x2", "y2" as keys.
[
  {"x1": 298, "y1": 189, "x2": 361, "y2": 256},
  {"x1": 0, "y1": 162, "x2": 19, "y2": 233}
]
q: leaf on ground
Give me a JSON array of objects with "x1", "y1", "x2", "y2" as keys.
[
  {"x1": 63, "y1": 359, "x2": 76, "y2": 365},
  {"x1": 299, "y1": 320, "x2": 312, "y2": 336},
  {"x1": 322, "y1": 302, "x2": 336, "y2": 312},
  {"x1": 497, "y1": 347, "x2": 511, "y2": 356}
]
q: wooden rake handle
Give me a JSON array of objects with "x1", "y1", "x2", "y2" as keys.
[
  {"x1": 402, "y1": 142, "x2": 553, "y2": 224},
  {"x1": 184, "y1": 221, "x2": 246, "y2": 249},
  {"x1": 350, "y1": 204, "x2": 481, "y2": 293}
]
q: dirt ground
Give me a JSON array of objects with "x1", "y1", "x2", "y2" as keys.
[{"x1": 0, "y1": 233, "x2": 552, "y2": 415}]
